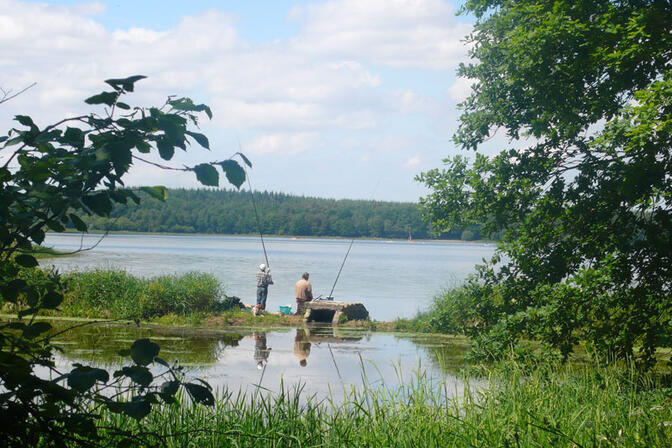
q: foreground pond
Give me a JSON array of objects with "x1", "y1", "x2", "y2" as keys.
[{"x1": 45, "y1": 322, "x2": 472, "y2": 399}]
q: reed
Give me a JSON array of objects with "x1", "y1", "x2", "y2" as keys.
[
  {"x1": 57, "y1": 269, "x2": 225, "y2": 320},
  {"x1": 90, "y1": 362, "x2": 672, "y2": 447}
]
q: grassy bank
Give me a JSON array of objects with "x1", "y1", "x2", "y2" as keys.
[
  {"x1": 88, "y1": 362, "x2": 671, "y2": 447},
  {"x1": 10, "y1": 268, "x2": 236, "y2": 320},
  {"x1": 9, "y1": 267, "x2": 386, "y2": 329}
]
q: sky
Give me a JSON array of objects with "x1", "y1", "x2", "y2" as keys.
[{"x1": 0, "y1": 0, "x2": 478, "y2": 202}]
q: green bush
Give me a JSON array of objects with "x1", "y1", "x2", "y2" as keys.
[
  {"x1": 57, "y1": 269, "x2": 226, "y2": 320},
  {"x1": 140, "y1": 272, "x2": 222, "y2": 318}
]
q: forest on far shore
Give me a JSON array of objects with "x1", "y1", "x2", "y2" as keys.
[{"x1": 79, "y1": 188, "x2": 484, "y2": 240}]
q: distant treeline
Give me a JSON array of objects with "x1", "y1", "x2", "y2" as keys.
[{"x1": 79, "y1": 188, "x2": 483, "y2": 240}]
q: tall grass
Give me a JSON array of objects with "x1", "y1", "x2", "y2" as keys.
[
  {"x1": 90, "y1": 362, "x2": 672, "y2": 447},
  {"x1": 57, "y1": 269, "x2": 225, "y2": 320}
]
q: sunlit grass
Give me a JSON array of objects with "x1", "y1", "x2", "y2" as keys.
[{"x1": 90, "y1": 362, "x2": 672, "y2": 447}]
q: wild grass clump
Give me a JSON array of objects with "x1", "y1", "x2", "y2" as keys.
[
  {"x1": 90, "y1": 363, "x2": 672, "y2": 447},
  {"x1": 394, "y1": 284, "x2": 482, "y2": 335},
  {"x1": 57, "y1": 269, "x2": 227, "y2": 320}
]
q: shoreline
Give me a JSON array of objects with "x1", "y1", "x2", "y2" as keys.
[
  {"x1": 51, "y1": 229, "x2": 496, "y2": 244},
  {"x1": 0, "y1": 311, "x2": 402, "y2": 334}
]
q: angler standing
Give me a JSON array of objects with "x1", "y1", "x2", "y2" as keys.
[{"x1": 255, "y1": 263, "x2": 273, "y2": 313}]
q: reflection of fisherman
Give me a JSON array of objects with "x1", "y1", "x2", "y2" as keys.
[
  {"x1": 294, "y1": 272, "x2": 313, "y2": 315},
  {"x1": 255, "y1": 263, "x2": 273, "y2": 312},
  {"x1": 253, "y1": 332, "x2": 270, "y2": 370},
  {"x1": 294, "y1": 329, "x2": 311, "y2": 367}
]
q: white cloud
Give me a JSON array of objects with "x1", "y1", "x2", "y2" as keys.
[
  {"x1": 288, "y1": 0, "x2": 471, "y2": 69},
  {"x1": 447, "y1": 76, "x2": 475, "y2": 103},
  {"x1": 0, "y1": 0, "x2": 473, "y2": 200},
  {"x1": 403, "y1": 155, "x2": 421, "y2": 169},
  {"x1": 247, "y1": 132, "x2": 321, "y2": 155}
]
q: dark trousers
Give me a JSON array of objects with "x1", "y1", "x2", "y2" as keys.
[
  {"x1": 296, "y1": 299, "x2": 306, "y2": 315},
  {"x1": 257, "y1": 286, "x2": 268, "y2": 310}
]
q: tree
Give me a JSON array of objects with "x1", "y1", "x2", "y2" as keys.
[
  {"x1": 0, "y1": 76, "x2": 249, "y2": 445},
  {"x1": 418, "y1": 1, "x2": 672, "y2": 367}
]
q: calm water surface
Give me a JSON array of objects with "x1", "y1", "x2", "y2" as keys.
[
  {"x1": 43, "y1": 233, "x2": 495, "y2": 321},
  {"x1": 47, "y1": 322, "x2": 474, "y2": 399}
]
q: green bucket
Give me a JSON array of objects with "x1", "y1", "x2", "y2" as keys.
[{"x1": 279, "y1": 305, "x2": 292, "y2": 315}]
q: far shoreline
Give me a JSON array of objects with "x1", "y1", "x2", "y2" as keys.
[{"x1": 51, "y1": 229, "x2": 497, "y2": 244}]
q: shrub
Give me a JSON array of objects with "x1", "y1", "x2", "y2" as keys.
[{"x1": 56, "y1": 269, "x2": 225, "y2": 320}]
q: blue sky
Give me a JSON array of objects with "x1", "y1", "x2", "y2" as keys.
[{"x1": 2, "y1": 0, "x2": 476, "y2": 201}]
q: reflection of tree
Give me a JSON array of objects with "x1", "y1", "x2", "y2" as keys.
[
  {"x1": 253, "y1": 332, "x2": 270, "y2": 369},
  {"x1": 401, "y1": 335, "x2": 470, "y2": 374},
  {"x1": 294, "y1": 329, "x2": 311, "y2": 367},
  {"x1": 303, "y1": 325, "x2": 363, "y2": 343},
  {"x1": 50, "y1": 322, "x2": 246, "y2": 366}
]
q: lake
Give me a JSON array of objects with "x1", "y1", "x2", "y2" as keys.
[{"x1": 42, "y1": 233, "x2": 496, "y2": 321}]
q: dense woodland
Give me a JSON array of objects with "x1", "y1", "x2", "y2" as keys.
[{"x1": 79, "y1": 188, "x2": 482, "y2": 240}]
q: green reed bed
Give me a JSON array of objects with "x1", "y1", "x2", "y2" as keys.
[
  {"x1": 55, "y1": 269, "x2": 225, "y2": 320},
  {"x1": 90, "y1": 363, "x2": 672, "y2": 447}
]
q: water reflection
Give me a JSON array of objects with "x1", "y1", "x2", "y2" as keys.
[
  {"x1": 294, "y1": 329, "x2": 311, "y2": 367},
  {"x1": 43, "y1": 321, "x2": 474, "y2": 398},
  {"x1": 253, "y1": 332, "x2": 270, "y2": 370}
]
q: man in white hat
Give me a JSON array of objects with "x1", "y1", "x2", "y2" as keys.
[{"x1": 255, "y1": 263, "x2": 273, "y2": 313}]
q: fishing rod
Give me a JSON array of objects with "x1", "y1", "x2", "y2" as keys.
[
  {"x1": 239, "y1": 139, "x2": 270, "y2": 268},
  {"x1": 246, "y1": 172, "x2": 270, "y2": 268},
  {"x1": 327, "y1": 238, "x2": 354, "y2": 299},
  {"x1": 326, "y1": 180, "x2": 381, "y2": 300}
]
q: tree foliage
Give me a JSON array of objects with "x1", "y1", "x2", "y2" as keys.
[
  {"x1": 419, "y1": 1, "x2": 672, "y2": 367},
  {"x1": 76, "y1": 188, "x2": 472, "y2": 240},
  {"x1": 0, "y1": 76, "x2": 247, "y2": 445}
]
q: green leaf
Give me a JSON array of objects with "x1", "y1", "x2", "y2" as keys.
[
  {"x1": 18, "y1": 307, "x2": 39, "y2": 318},
  {"x1": 140, "y1": 186, "x2": 167, "y2": 201},
  {"x1": 105, "y1": 75, "x2": 147, "y2": 92},
  {"x1": 23, "y1": 322, "x2": 51, "y2": 339},
  {"x1": 82, "y1": 193, "x2": 113, "y2": 216},
  {"x1": 157, "y1": 138, "x2": 174, "y2": 160},
  {"x1": 159, "y1": 393, "x2": 177, "y2": 404},
  {"x1": 154, "y1": 357, "x2": 169, "y2": 367},
  {"x1": 119, "y1": 366, "x2": 153, "y2": 387},
  {"x1": 118, "y1": 349, "x2": 131, "y2": 357},
  {"x1": 218, "y1": 160, "x2": 245, "y2": 189},
  {"x1": 69, "y1": 214, "x2": 88, "y2": 232},
  {"x1": 63, "y1": 127, "x2": 85, "y2": 148},
  {"x1": 15, "y1": 115, "x2": 35, "y2": 128},
  {"x1": 136, "y1": 141, "x2": 151, "y2": 153},
  {"x1": 31, "y1": 228, "x2": 45, "y2": 245},
  {"x1": 0, "y1": 279, "x2": 26, "y2": 302},
  {"x1": 46, "y1": 220, "x2": 66, "y2": 232},
  {"x1": 185, "y1": 383, "x2": 215, "y2": 406},
  {"x1": 123, "y1": 399, "x2": 152, "y2": 420},
  {"x1": 237, "y1": 152, "x2": 253, "y2": 168},
  {"x1": 185, "y1": 131, "x2": 209, "y2": 149},
  {"x1": 193, "y1": 163, "x2": 219, "y2": 187},
  {"x1": 67, "y1": 366, "x2": 110, "y2": 392},
  {"x1": 42, "y1": 291, "x2": 63, "y2": 309},
  {"x1": 130, "y1": 338, "x2": 160, "y2": 366},
  {"x1": 84, "y1": 91, "x2": 118, "y2": 106},
  {"x1": 15, "y1": 254, "x2": 38, "y2": 268},
  {"x1": 115, "y1": 102, "x2": 131, "y2": 110},
  {"x1": 161, "y1": 381, "x2": 179, "y2": 396}
]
